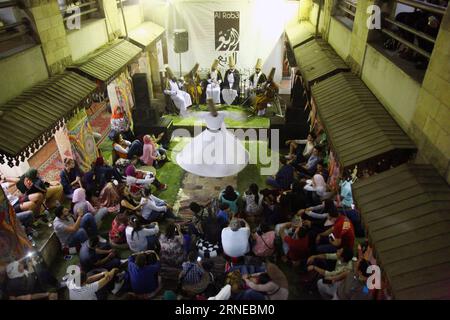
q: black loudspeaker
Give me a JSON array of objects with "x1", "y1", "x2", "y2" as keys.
[
  {"x1": 132, "y1": 73, "x2": 159, "y2": 126},
  {"x1": 174, "y1": 30, "x2": 189, "y2": 53}
]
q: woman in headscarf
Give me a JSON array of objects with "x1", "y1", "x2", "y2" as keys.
[
  {"x1": 304, "y1": 174, "x2": 329, "y2": 199},
  {"x1": 72, "y1": 188, "x2": 108, "y2": 227},
  {"x1": 140, "y1": 135, "x2": 158, "y2": 167}
]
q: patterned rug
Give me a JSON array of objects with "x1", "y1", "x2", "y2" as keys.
[{"x1": 38, "y1": 103, "x2": 111, "y2": 181}]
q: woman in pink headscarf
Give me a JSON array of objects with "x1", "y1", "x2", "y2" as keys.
[
  {"x1": 72, "y1": 188, "x2": 108, "y2": 226},
  {"x1": 140, "y1": 135, "x2": 158, "y2": 167}
]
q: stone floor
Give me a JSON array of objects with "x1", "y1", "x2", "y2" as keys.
[{"x1": 175, "y1": 172, "x2": 237, "y2": 218}]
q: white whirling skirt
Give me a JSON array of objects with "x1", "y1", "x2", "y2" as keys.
[
  {"x1": 176, "y1": 125, "x2": 249, "y2": 177},
  {"x1": 222, "y1": 89, "x2": 238, "y2": 105}
]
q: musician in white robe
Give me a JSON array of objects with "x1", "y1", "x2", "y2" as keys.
[
  {"x1": 206, "y1": 59, "x2": 223, "y2": 104},
  {"x1": 222, "y1": 56, "x2": 240, "y2": 105},
  {"x1": 163, "y1": 66, "x2": 192, "y2": 116}
]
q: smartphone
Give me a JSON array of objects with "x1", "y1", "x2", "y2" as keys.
[
  {"x1": 197, "y1": 256, "x2": 202, "y2": 262},
  {"x1": 329, "y1": 233, "x2": 336, "y2": 241}
]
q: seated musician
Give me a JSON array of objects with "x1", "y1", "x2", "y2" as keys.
[
  {"x1": 222, "y1": 56, "x2": 240, "y2": 105},
  {"x1": 206, "y1": 59, "x2": 222, "y2": 105},
  {"x1": 163, "y1": 66, "x2": 192, "y2": 116},
  {"x1": 254, "y1": 67, "x2": 278, "y2": 116},
  {"x1": 184, "y1": 63, "x2": 202, "y2": 106},
  {"x1": 248, "y1": 58, "x2": 267, "y2": 101}
]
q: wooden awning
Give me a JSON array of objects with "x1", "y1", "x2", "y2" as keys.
[
  {"x1": 353, "y1": 163, "x2": 450, "y2": 299},
  {"x1": 0, "y1": 72, "x2": 96, "y2": 166},
  {"x1": 311, "y1": 73, "x2": 416, "y2": 168},
  {"x1": 294, "y1": 39, "x2": 349, "y2": 84},
  {"x1": 128, "y1": 21, "x2": 165, "y2": 50},
  {"x1": 68, "y1": 39, "x2": 142, "y2": 83}
]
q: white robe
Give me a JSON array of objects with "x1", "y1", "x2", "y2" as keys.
[
  {"x1": 176, "y1": 112, "x2": 249, "y2": 177},
  {"x1": 206, "y1": 71, "x2": 221, "y2": 104},
  {"x1": 222, "y1": 72, "x2": 238, "y2": 105},
  {"x1": 164, "y1": 79, "x2": 192, "y2": 116}
]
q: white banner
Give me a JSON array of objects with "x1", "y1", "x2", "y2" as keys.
[{"x1": 164, "y1": 0, "x2": 298, "y2": 83}]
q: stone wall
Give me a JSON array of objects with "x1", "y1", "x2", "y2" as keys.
[
  {"x1": 410, "y1": 9, "x2": 450, "y2": 183},
  {"x1": 26, "y1": 0, "x2": 72, "y2": 75}
]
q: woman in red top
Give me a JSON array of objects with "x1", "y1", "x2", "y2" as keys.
[
  {"x1": 279, "y1": 222, "x2": 310, "y2": 266},
  {"x1": 109, "y1": 213, "x2": 129, "y2": 248},
  {"x1": 316, "y1": 214, "x2": 355, "y2": 254}
]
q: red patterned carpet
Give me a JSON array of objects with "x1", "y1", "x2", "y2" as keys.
[{"x1": 38, "y1": 103, "x2": 111, "y2": 181}]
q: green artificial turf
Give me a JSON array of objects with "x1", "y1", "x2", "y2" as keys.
[{"x1": 162, "y1": 104, "x2": 270, "y2": 129}]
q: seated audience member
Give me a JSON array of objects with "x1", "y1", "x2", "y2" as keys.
[
  {"x1": 125, "y1": 216, "x2": 160, "y2": 253},
  {"x1": 285, "y1": 180, "x2": 307, "y2": 212},
  {"x1": 5, "y1": 168, "x2": 63, "y2": 211},
  {"x1": 140, "y1": 187, "x2": 177, "y2": 222},
  {"x1": 72, "y1": 188, "x2": 108, "y2": 229},
  {"x1": 99, "y1": 182, "x2": 121, "y2": 213},
  {"x1": 302, "y1": 199, "x2": 337, "y2": 221},
  {"x1": 335, "y1": 259, "x2": 373, "y2": 300},
  {"x1": 79, "y1": 236, "x2": 121, "y2": 272},
  {"x1": 295, "y1": 146, "x2": 321, "y2": 178},
  {"x1": 67, "y1": 268, "x2": 119, "y2": 300},
  {"x1": 159, "y1": 222, "x2": 185, "y2": 267},
  {"x1": 251, "y1": 224, "x2": 275, "y2": 257},
  {"x1": 179, "y1": 251, "x2": 211, "y2": 296},
  {"x1": 112, "y1": 133, "x2": 143, "y2": 160},
  {"x1": 140, "y1": 134, "x2": 168, "y2": 168},
  {"x1": 221, "y1": 218, "x2": 250, "y2": 259},
  {"x1": 339, "y1": 171, "x2": 354, "y2": 210},
  {"x1": 316, "y1": 212, "x2": 355, "y2": 254},
  {"x1": 304, "y1": 173, "x2": 330, "y2": 200},
  {"x1": 5, "y1": 255, "x2": 59, "y2": 300},
  {"x1": 216, "y1": 203, "x2": 231, "y2": 229},
  {"x1": 278, "y1": 220, "x2": 309, "y2": 266},
  {"x1": 120, "y1": 185, "x2": 143, "y2": 215},
  {"x1": 285, "y1": 132, "x2": 316, "y2": 162},
  {"x1": 124, "y1": 161, "x2": 167, "y2": 192},
  {"x1": 266, "y1": 157, "x2": 294, "y2": 190},
  {"x1": 109, "y1": 213, "x2": 129, "y2": 248},
  {"x1": 316, "y1": 161, "x2": 329, "y2": 181},
  {"x1": 60, "y1": 158, "x2": 83, "y2": 198},
  {"x1": 243, "y1": 183, "x2": 263, "y2": 217},
  {"x1": 263, "y1": 193, "x2": 292, "y2": 226},
  {"x1": 242, "y1": 271, "x2": 288, "y2": 300},
  {"x1": 53, "y1": 205, "x2": 90, "y2": 249},
  {"x1": 127, "y1": 250, "x2": 162, "y2": 297},
  {"x1": 91, "y1": 157, "x2": 123, "y2": 192},
  {"x1": 307, "y1": 247, "x2": 354, "y2": 299},
  {"x1": 219, "y1": 185, "x2": 240, "y2": 215},
  {"x1": 1, "y1": 179, "x2": 42, "y2": 216}
]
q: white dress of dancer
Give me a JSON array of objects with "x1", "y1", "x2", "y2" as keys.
[
  {"x1": 206, "y1": 71, "x2": 221, "y2": 104},
  {"x1": 222, "y1": 73, "x2": 238, "y2": 105},
  {"x1": 164, "y1": 79, "x2": 192, "y2": 116},
  {"x1": 176, "y1": 112, "x2": 249, "y2": 177}
]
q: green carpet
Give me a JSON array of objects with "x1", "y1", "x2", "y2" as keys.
[{"x1": 162, "y1": 104, "x2": 270, "y2": 129}]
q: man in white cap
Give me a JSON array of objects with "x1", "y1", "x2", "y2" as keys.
[
  {"x1": 222, "y1": 56, "x2": 240, "y2": 105},
  {"x1": 164, "y1": 65, "x2": 192, "y2": 116},
  {"x1": 206, "y1": 59, "x2": 223, "y2": 104}
]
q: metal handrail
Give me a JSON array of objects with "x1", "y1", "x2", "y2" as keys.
[
  {"x1": 384, "y1": 17, "x2": 436, "y2": 44},
  {"x1": 338, "y1": 4, "x2": 356, "y2": 17},
  {"x1": 0, "y1": 29, "x2": 29, "y2": 42},
  {"x1": 62, "y1": 8, "x2": 99, "y2": 22},
  {"x1": 0, "y1": 1, "x2": 17, "y2": 9},
  {"x1": 59, "y1": 1, "x2": 98, "y2": 13},
  {"x1": 381, "y1": 28, "x2": 431, "y2": 59},
  {"x1": 396, "y1": 0, "x2": 446, "y2": 16},
  {"x1": 0, "y1": 21, "x2": 24, "y2": 33},
  {"x1": 342, "y1": 0, "x2": 358, "y2": 9}
]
